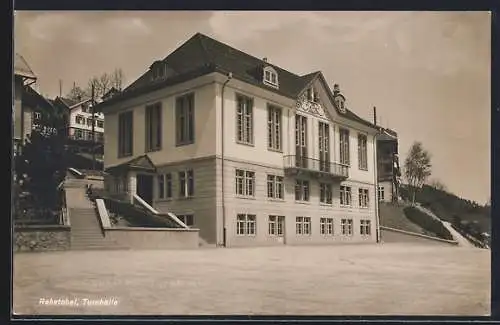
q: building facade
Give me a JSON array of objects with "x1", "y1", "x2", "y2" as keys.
[
  {"x1": 13, "y1": 53, "x2": 37, "y2": 156},
  {"x1": 98, "y1": 33, "x2": 381, "y2": 247},
  {"x1": 376, "y1": 127, "x2": 401, "y2": 203}
]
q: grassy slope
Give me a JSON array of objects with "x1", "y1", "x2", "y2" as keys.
[
  {"x1": 379, "y1": 202, "x2": 434, "y2": 237},
  {"x1": 400, "y1": 185, "x2": 491, "y2": 233}
]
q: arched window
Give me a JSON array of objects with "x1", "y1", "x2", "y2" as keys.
[{"x1": 263, "y1": 66, "x2": 279, "y2": 88}]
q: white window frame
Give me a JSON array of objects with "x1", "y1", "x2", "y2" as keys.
[
  {"x1": 237, "y1": 214, "x2": 256, "y2": 236},
  {"x1": 268, "y1": 215, "x2": 285, "y2": 236},
  {"x1": 179, "y1": 170, "x2": 194, "y2": 198},
  {"x1": 267, "y1": 174, "x2": 284, "y2": 200},
  {"x1": 360, "y1": 219, "x2": 372, "y2": 236},
  {"x1": 341, "y1": 218, "x2": 353, "y2": 236},
  {"x1": 340, "y1": 185, "x2": 352, "y2": 207},
  {"x1": 339, "y1": 128, "x2": 350, "y2": 165},
  {"x1": 358, "y1": 188, "x2": 369, "y2": 208},
  {"x1": 320, "y1": 217, "x2": 334, "y2": 235},
  {"x1": 295, "y1": 216, "x2": 311, "y2": 235},
  {"x1": 236, "y1": 94, "x2": 254, "y2": 145},
  {"x1": 294, "y1": 179, "x2": 310, "y2": 202},
  {"x1": 378, "y1": 185, "x2": 385, "y2": 201},
  {"x1": 358, "y1": 133, "x2": 368, "y2": 170},
  {"x1": 320, "y1": 183, "x2": 333, "y2": 204},
  {"x1": 235, "y1": 169, "x2": 255, "y2": 197},
  {"x1": 263, "y1": 66, "x2": 279, "y2": 88},
  {"x1": 267, "y1": 104, "x2": 282, "y2": 151}
]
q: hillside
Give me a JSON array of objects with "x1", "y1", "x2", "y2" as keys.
[{"x1": 399, "y1": 184, "x2": 491, "y2": 234}]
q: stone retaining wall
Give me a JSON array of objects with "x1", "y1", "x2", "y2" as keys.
[{"x1": 14, "y1": 225, "x2": 71, "y2": 252}]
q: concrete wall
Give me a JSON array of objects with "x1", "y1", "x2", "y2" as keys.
[
  {"x1": 380, "y1": 226, "x2": 458, "y2": 246},
  {"x1": 105, "y1": 228, "x2": 199, "y2": 249},
  {"x1": 14, "y1": 225, "x2": 71, "y2": 252}
]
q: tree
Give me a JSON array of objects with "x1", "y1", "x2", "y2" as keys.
[
  {"x1": 404, "y1": 141, "x2": 432, "y2": 205},
  {"x1": 14, "y1": 130, "x2": 67, "y2": 222},
  {"x1": 87, "y1": 68, "x2": 125, "y2": 99},
  {"x1": 110, "y1": 68, "x2": 124, "y2": 91},
  {"x1": 428, "y1": 178, "x2": 447, "y2": 192},
  {"x1": 66, "y1": 84, "x2": 89, "y2": 102}
]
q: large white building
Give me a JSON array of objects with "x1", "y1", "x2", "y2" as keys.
[{"x1": 97, "y1": 33, "x2": 381, "y2": 247}]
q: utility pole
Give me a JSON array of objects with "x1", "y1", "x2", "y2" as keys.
[
  {"x1": 91, "y1": 84, "x2": 96, "y2": 171},
  {"x1": 59, "y1": 80, "x2": 62, "y2": 97}
]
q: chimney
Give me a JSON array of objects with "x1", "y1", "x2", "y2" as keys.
[
  {"x1": 262, "y1": 57, "x2": 268, "y2": 63},
  {"x1": 333, "y1": 83, "x2": 340, "y2": 96},
  {"x1": 373, "y1": 106, "x2": 377, "y2": 126}
]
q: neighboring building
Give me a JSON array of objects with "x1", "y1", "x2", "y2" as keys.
[
  {"x1": 376, "y1": 127, "x2": 401, "y2": 203},
  {"x1": 97, "y1": 33, "x2": 381, "y2": 247},
  {"x1": 13, "y1": 53, "x2": 37, "y2": 155},
  {"x1": 53, "y1": 96, "x2": 105, "y2": 155}
]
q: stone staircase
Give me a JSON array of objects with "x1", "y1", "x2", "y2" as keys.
[{"x1": 64, "y1": 176, "x2": 128, "y2": 250}]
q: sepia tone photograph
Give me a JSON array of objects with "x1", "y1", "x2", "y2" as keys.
[{"x1": 12, "y1": 10, "x2": 491, "y2": 316}]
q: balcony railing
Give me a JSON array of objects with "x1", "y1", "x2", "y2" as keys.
[
  {"x1": 283, "y1": 155, "x2": 349, "y2": 179},
  {"x1": 66, "y1": 127, "x2": 104, "y2": 143}
]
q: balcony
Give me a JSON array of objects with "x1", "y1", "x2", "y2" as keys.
[
  {"x1": 66, "y1": 127, "x2": 104, "y2": 143},
  {"x1": 283, "y1": 155, "x2": 349, "y2": 180}
]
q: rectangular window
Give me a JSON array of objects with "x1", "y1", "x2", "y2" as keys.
[
  {"x1": 320, "y1": 217, "x2": 334, "y2": 235},
  {"x1": 295, "y1": 114, "x2": 308, "y2": 168},
  {"x1": 358, "y1": 134, "x2": 368, "y2": 170},
  {"x1": 359, "y1": 188, "x2": 369, "y2": 208},
  {"x1": 157, "y1": 173, "x2": 172, "y2": 199},
  {"x1": 237, "y1": 214, "x2": 256, "y2": 236},
  {"x1": 87, "y1": 118, "x2": 93, "y2": 127},
  {"x1": 179, "y1": 170, "x2": 194, "y2": 198},
  {"x1": 97, "y1": 120, "x2": 104, "y2": 128},
  {"x1": 378, "y1": 186, "x2": 385, "y2": 201},
  {"x1": 339, "y1": 128, "x2": 350, "y2": 165},
  {"x1": 267, "y1": 105, "x2": 282, "y2": 151},
  {"x1": 341, "y1": 218, "x2": 353, "y2": 236},
  {"x1": 145, "y1": 102, "x2": 162, "y2": 152},
  {"x1": 360, "y1": 220, "x2": 372, "y2": 236},
  {"x1": 320, "y1": 183, "x2": 333, "y2": 204},
  {"x1": 295, "y1": 216, "x2": 311, "y2": 235},
  {"x1": 235, "y1": 169, "x2": 255, "y2": 196},
  {"x1": 294, "y1": 180, "x2": 310, "y2": 202},
  {"x1": 340, "y1": 185, "x2": 352, "y2": 207},
  {"x1": 318, "y1": 122, "x2": 330, "y2": 172},
  {"x1": 118, "y1": 111, "x2": 133, "y2": 157},
  {"x1": 236, "y1": 95, "x2": 254, "y2": 144},
  {"x1": 268, "y1": 215, "x2": 285, "y2": 236},
  {"x1": 157, "y1": 174, "x2": 165, "y2": 199},
  {"x1": 33, "y1": 112, "x2": 41, "y2": 120},
  {"x1": 75, "y1": 115, "x2": 84, "y2": 124},
  {"x1": 267, "y1": 175, "x2": 284, "y2": 199},
  {"x1": 176, "y1": 93, "x2": 195, "y2": 145},
  {"x1": 177, "y1": 214, "x2": 195, "y2": 227}
]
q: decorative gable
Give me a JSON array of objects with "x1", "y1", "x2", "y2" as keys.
[{"x1": 295, "y1": 86, "x2": 327, "y2": 118}]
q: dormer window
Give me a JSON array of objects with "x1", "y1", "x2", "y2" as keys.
[
  {"x1": 151, "y1": 61, "x2": 167, "y2": 81},
  {"x1": 263, "y1": 66, "x2": 279, "y2": 88}
]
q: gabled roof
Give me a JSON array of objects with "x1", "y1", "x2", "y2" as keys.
[
  {"x1": 99, "y1": 32, "x2": 376, "y2": 128},
  {"x1": 54, "y1": 97, "x2": 77, "y2": 108},
  {"x1": 105, "y1": 154, "x2": 156, "y2": 174},
  {"x1": 22, "y1": 85, "x2": 55, "y2": 112},
  {"x1": 14, "y1": 53, "x2": 37, "y2": 80}
]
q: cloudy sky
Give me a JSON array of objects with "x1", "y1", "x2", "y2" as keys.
[{"x1": 14, "y1": 11, "x2": 491, "y2": 204}]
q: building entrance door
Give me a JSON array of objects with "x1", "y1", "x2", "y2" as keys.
[
  {"x1": 277, "y1": 216, "x2": 285, "y2": 244},
  {"x1": 136, "y1": 174, "x2": 154, "y2": 206}
]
